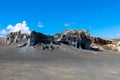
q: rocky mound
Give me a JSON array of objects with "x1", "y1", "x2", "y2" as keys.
[
  {"x1": 91, "y1": 36, "x2": 118, "y2": 51},
  {"x1": 5, "y1": 29, "x2": 120, "y2": 52},
  {"x1": 5, "y1": 30, "x2": 92, "y2": 50},
  {"x1": 54, "y1": 29, "x2": 92, "y2": 49},
  {"x1": 6, "y1": 30, "x2": 29, "y2": 45},
  {"x1": 91, "y1": 36, "x2": 112, "y2": 45}
]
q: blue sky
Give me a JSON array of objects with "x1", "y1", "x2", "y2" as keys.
[{"x1": 0, "y1": 0, "x2": 120, "y2": 39}]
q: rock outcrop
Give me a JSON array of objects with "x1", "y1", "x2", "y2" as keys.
[
  {"x1": 91, "y1": 36, "x2": 118, "y2": 51},
  {"x1": 54, "y1": 29, "x2": 92, "y2": 49},
  {"x1": 6, "y1": 30, "x2": 29, "y2": 45},
  {"x1": 91, "y1": 36, "x2": 112, "y2": 45},
  {"x1": 5, "y1": 29, "x2": 120, "y2": 52},
  {"x1": 30, "y1": 31, "x2": 53, "y2": 46}
]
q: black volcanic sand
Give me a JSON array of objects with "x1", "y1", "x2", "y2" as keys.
[{"x1": 0, "y1": 44, "x2": 120, "y2": 80}]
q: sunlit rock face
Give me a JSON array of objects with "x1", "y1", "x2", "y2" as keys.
[
  {"x1": 30, "y1": 31, "x2": 52, "y2": 46},
  {"x1": 6, "y1": 30, "x2": 29, "y2": 45},
  {"x1": 54, "y1": 29, "x2": 92, "y2": 50}
]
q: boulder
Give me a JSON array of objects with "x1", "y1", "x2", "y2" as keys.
[
  {"x1": 54, "y1": 29, "x2": 92, "y2": 49},
  {"x1": 30, "y1": 31, "x2": 52, "y2": 46}
]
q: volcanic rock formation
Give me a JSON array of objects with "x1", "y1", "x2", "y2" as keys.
[
  {"x1": 6, "y1": 30, "x2": 29, "y2": 45},
  {"x1": 91, "y1": 36, "x2": 112, "y2": 45},
  {"x1": 54, "y1": 29, "x2": 92, "y2": 49},
  {"x1": 30, "y1": 31, "x2": 53, "y2": 46},
  {"x1": 5, "y1": 29, "x2": 120, "y2": 52},
  {"x1": 91, "y1": 36, "x2": 118, "y2": 51}
]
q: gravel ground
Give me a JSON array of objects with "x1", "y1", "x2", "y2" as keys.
[{"x1": 0, "y1": 44, "x2": 120, "y2": 80}]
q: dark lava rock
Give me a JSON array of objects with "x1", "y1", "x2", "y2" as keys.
[{"x1": 30, "y1": 31, "x2": 52, "y2": 46}]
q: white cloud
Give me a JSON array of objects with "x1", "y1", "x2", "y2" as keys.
[
  {"x1": 0, "y1": 29, "x2": 7, "y2": 35},
  {"x1": 64, "y1": 23, "x2": 70, "y2": 27},
  {"x1": 7, "y1": 21, "x2": 31, "y2": 34},
  {"x1": 38, "y1": 22, "x2": 44, "y2": 28}
]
